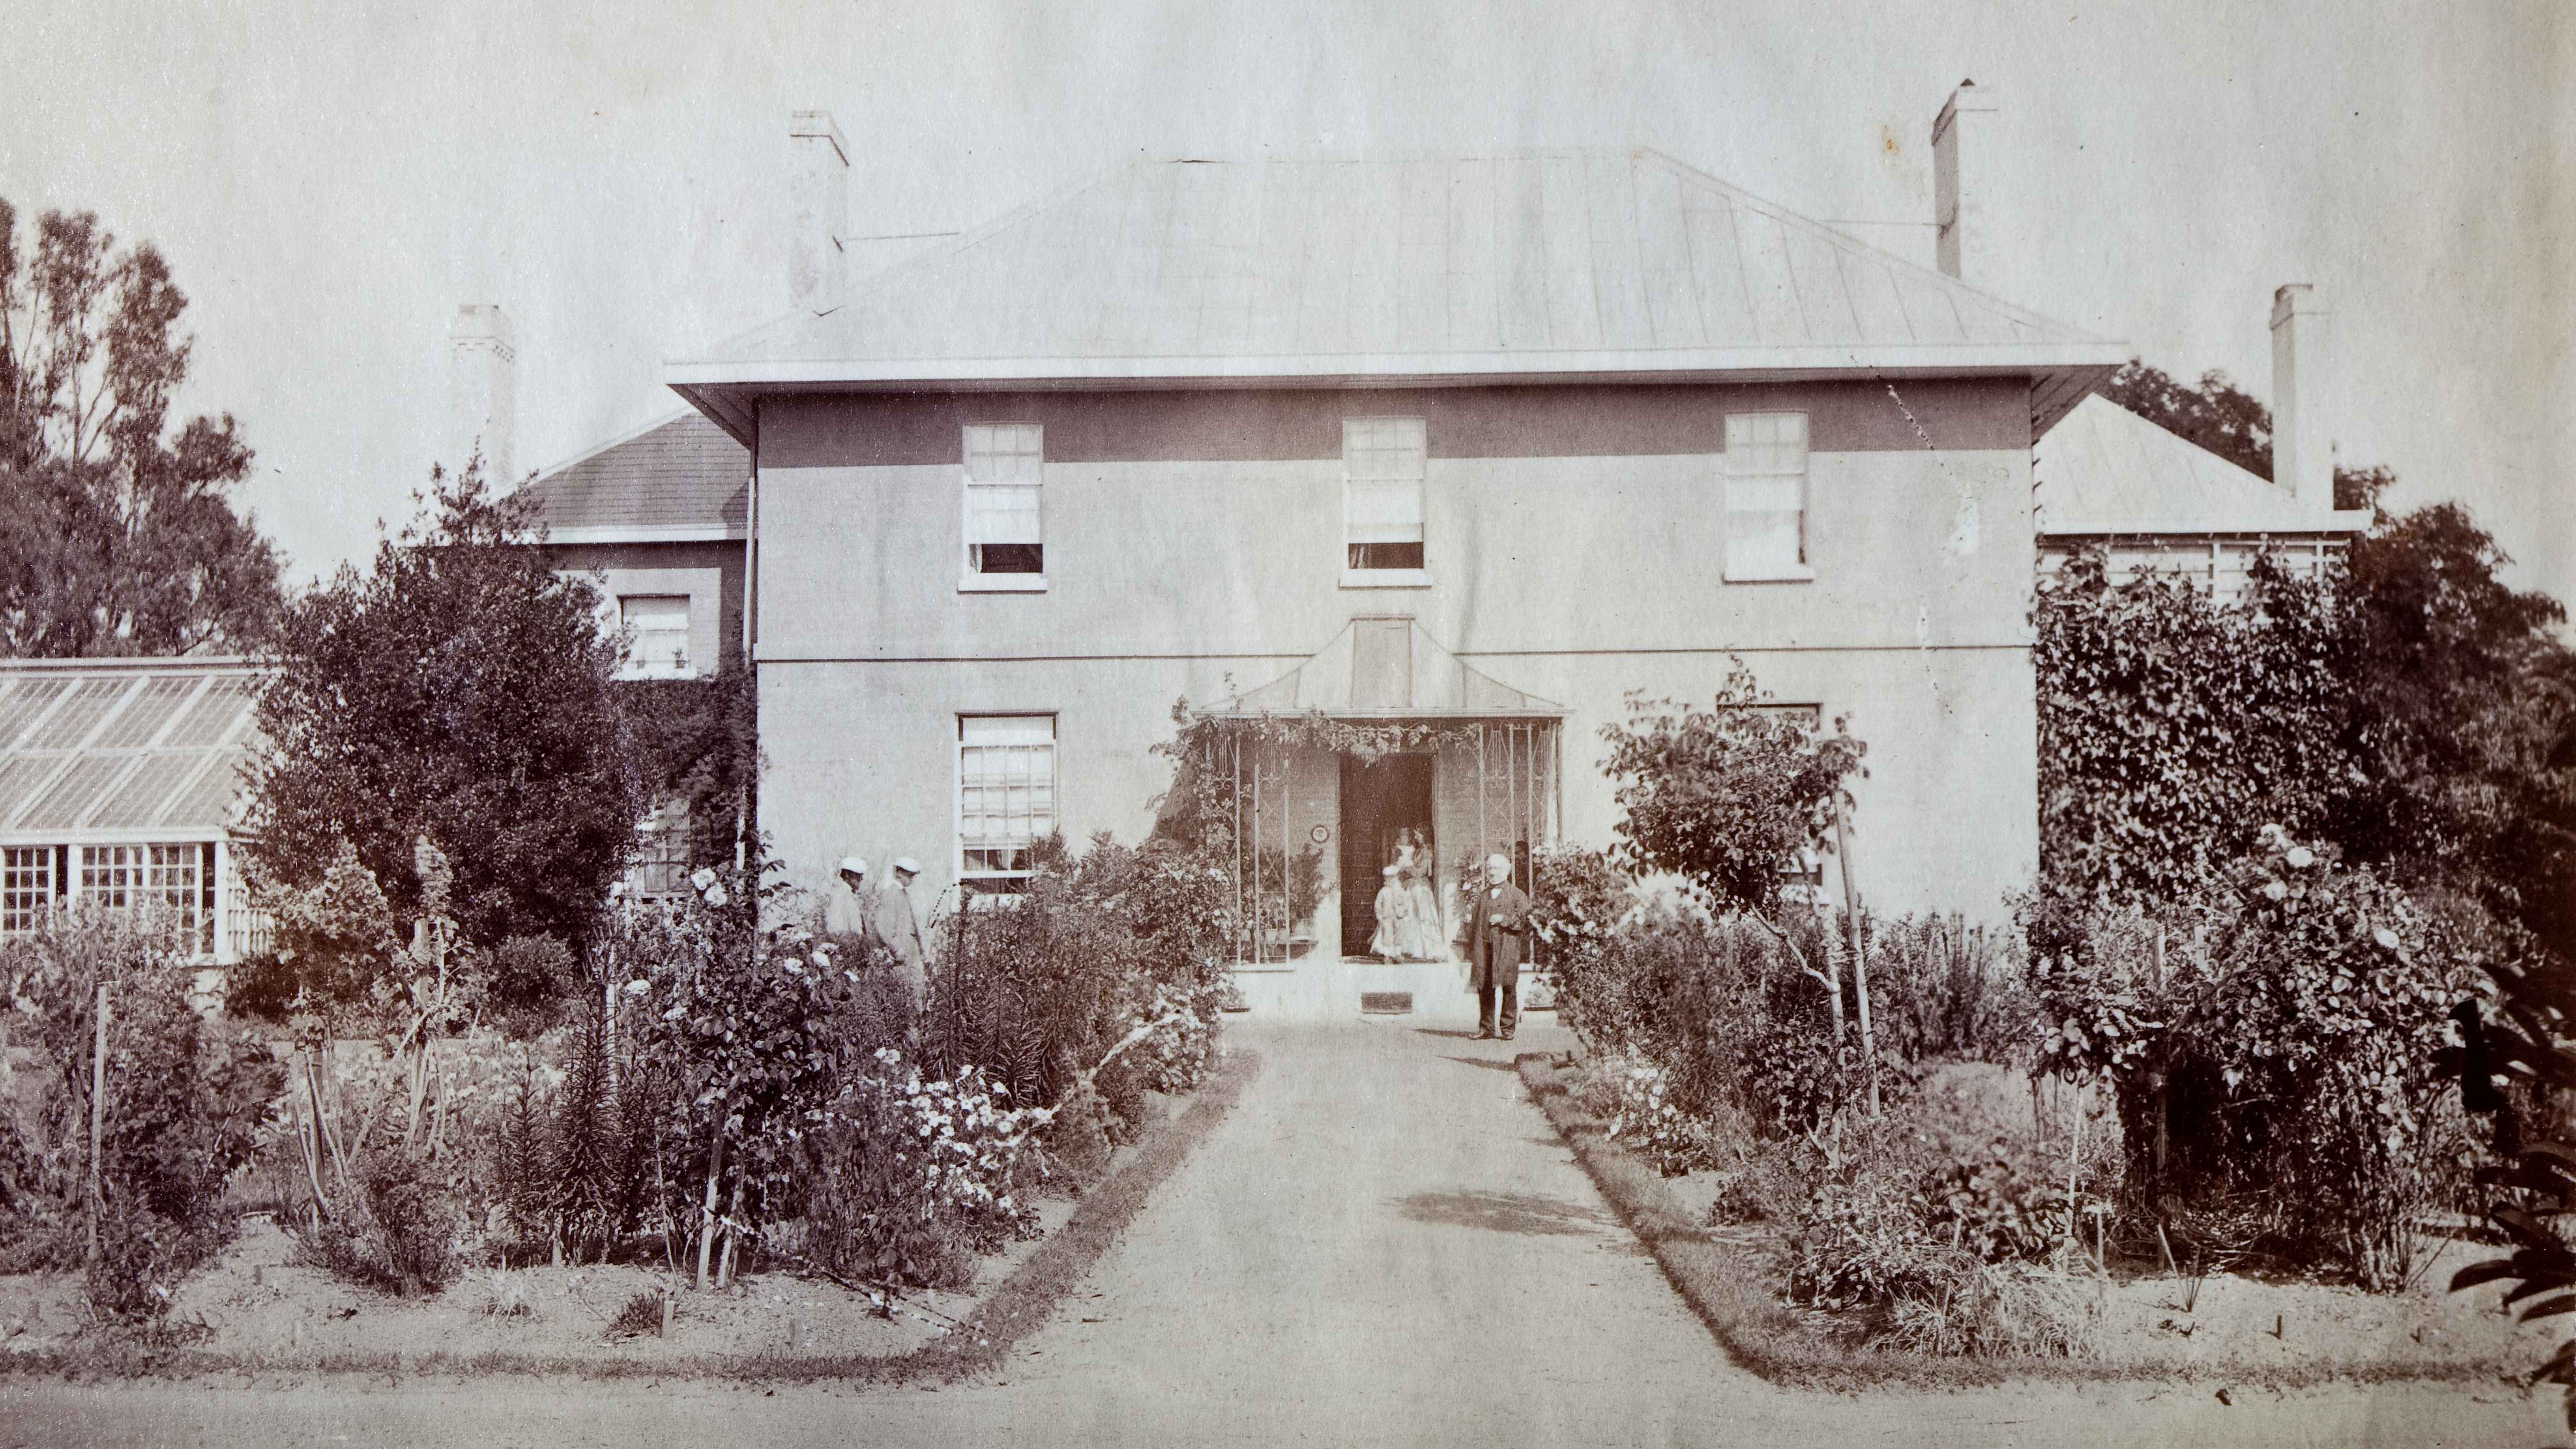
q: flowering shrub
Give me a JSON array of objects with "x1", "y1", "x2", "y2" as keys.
[
  {"x1": 1557, "y1": 902, "x2": 1876, "y2": 1139},
  {"x1": 1601, "y1": 1059, "x2": 1720, "y2": 1176},
  {"x1": 801, "y1": 1048, "x2": 1053, "y2": 1286},
  {"x1": 2027, "y1": 826, "x2": 2482, "y2": 1286}
]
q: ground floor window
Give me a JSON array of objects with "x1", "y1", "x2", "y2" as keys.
[
  {"x1": 625, "y1": 797, "x2": 692, "y2": 899},
  {"x1": 958, "y1": 714, "x2": 1056, "y2": 894},
  {"x1": 2, "y1": 845, "x2": 54, "y2": 936}
]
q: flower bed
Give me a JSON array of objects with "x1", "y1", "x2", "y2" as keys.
[
  {"x1": 0, "y1": 1048, "x2": 1256, "y2": 1380},
  {"x1": 1523, "y1": 1053, "x2": 2538, "y2": 1389}
]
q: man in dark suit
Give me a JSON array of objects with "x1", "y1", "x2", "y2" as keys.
[{"x1": 1464, "y1": 852, "x2": 1532, "y2": 1041}]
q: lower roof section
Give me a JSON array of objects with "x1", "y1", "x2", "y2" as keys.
[{"x1": 0, "y1": 657, "x2": 265, "y2": 844}]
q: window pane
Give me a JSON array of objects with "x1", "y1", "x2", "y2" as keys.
[
  {"x1": 965, "y1": 423, "x2": 1043, "y2": 484},
  {"x1": 620, "y1": 595, "x2": 691, "y2": 677},
  {"x1": 2, "y1": 846, "x2": 53, "y2": 935},
  {"x1": 1726, "y1": 411, "x2": 1809, "y2": 477},
  {"x1": 1348, "y1": 541, "x2": 1425, "y2": 570},
  {"x1": 964, "y1": 482, "x2": 1043, "y2": 545},
  {"x1": 1728, "y1": 511, "x2": 1804, "y2": 574},
  {"x1": 957, "y1": 716, "x2": 1055, "y2": 880},
  {"x1": 1726, "y1": 475, "x2": 1802, "y2": 514}
]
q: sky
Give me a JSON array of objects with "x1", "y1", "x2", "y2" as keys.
[{"x1": 4, "y1": 1, "x2": 2568, "y2": 602}]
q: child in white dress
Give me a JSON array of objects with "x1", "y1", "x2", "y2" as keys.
[{"x1": 1368, "y1": 864, "x2": 1414, "y2": 961}]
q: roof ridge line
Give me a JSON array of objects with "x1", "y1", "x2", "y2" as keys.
[
  {"x1": 1633, "y1": 146, "x2": 2113, "y2": 345},
  {"x1": 524, "y1": 407, "x2": 707, "y2": 488},
  {"x1": 684, "y1": 156, "x2": 1150, "y2": 364}
]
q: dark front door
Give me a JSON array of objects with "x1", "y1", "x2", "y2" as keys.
[{"x1": 1339, "y1": 752, "x2": 1433, "y2": 957}]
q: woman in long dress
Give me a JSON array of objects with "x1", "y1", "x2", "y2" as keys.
[
  {"x1": 1368, "y1": 863, "x2": 1413, "y2": 961},
  {"x1": 1391, "y1": 830, "x2": 1446, "y2": 960}
]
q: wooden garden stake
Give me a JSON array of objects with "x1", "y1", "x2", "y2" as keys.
[
  {"x1": 2068, "y1": 1085, "x2": 2085, "y2": 1256},
  {"x1": 660, "y1": 1288, "x2": 673, "y2": 1338},
  {"x1": 1832, "y1": 796, "x2": 1880, "y2": 1116},
  {"x1": 86, "y1": 984, "x2": 110, "y2": 1264},
  {"x1": 695, "y1": 1118, "x2": 725, "y2": 1291}
]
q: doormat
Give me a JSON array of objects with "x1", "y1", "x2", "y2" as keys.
[{"x1": 1359, "y1": 991, "x2": 1414, "y2": 1015}]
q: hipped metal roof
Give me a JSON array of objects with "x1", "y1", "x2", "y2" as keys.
[
  {"x1": 2034, "y1": 395, "x2": 2373, "y2": 539},
  {"x1": 669, "y1": 149, "x2": 2125, "y2": 438},
  {"x1": 1208, "y1": 617, "x2": 1565, "y2": 719},
  {"x1": 516, "y1": 412, "x2": 749, "y2": 544},
  {"x1": 0, "y1": 658, "x2": 265, "y2": 844}
]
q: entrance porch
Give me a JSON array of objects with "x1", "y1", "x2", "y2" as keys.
[{"x1": 1183, "y1": 616, "x2": 1565, "y2": 1020}]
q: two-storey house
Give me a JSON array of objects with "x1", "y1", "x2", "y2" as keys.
[{"x1": 656, "y1": 92, "x2": 2129, "y2": 1011}]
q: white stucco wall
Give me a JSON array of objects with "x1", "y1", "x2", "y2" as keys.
[{"x1": 748, "y1": 378, "x2": 2038, "y2": 927}]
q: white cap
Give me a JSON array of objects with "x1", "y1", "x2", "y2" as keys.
[
  {"x1": 838, "y1": 856, "x2": 868, "y2": 876},
  {"x1": 894, "y1": 856, "x2": 922, "y2": 875},
  {"x1": 1485, "y1": 853, "x2": 1514, "y2": 872}
]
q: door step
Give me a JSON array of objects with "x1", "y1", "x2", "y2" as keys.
[{"x1": 1359, "y1": 991, "x2": 1414, "y2": 1015}]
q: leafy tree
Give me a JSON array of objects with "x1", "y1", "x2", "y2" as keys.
[
  {"x1": 2331, "y1": 506, "x2": 2574, "y2": 931},
  {"x1": 1597, "y1": 663, "x2": 1865, "y2": 924},
  {"x1": 0, "y1": 199, "x2": 283, "y2": 656},
  {"x1": 2028, "y1": 829, "x2": 2480, "y2": 1288},
  {"x1": 245, "y1": 459, "x2": 643, "y2": 959},
  {"x1": 2100, "y1": 360, "x2": 2275, "y2": 482},
  {"x1": 2101, "y1": 359, "x2": 2390, "y2": 513},
  {"x1": 2045, "y1": 363, "x2": 2575, "y2": 961}
]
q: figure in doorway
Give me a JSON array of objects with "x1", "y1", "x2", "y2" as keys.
[
  {"x1": 1387, "y1": 827, "x2": 1445, "y2": 959},
  {"x1": 1368, "y1": 863, "x2": 1414, "y2": 961}
]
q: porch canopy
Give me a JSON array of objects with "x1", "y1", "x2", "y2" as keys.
[{"x1": 1204, "y1": 615, "x2": 1566, "y2": 720}]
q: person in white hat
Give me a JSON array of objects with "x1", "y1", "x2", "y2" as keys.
[
  {"x1": 1462, "y1": 852, "x2": 1532, "y2": 1041},
  {"x1": 820, "y1": 854, "x2": 873, "y2": 940},
  {"x1": 874, "y1": 857, "x2": 930, "y2": 1040}
]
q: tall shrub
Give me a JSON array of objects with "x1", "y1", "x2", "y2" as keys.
[
  {"x1": 245, "y1": 458, "x2": 643, "y2": 965},
  {"x1": 2033, "y1": 547, "x2": 2348, "y2": 906},
  {"x1": 0, "y1": 915, "x2": 282, "y2": 1317},
  {"x1": 2026, "y1": 828, "x2": 2480, "y2": 1286}
]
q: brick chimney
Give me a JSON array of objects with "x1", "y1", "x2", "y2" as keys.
[
  {"x1": 2269, "y1": 283, "x2": 2336, "y2": 512},
  {"x1": 1932, "y1": 79, "x2": 1999, "y2": 285},
  {"x1": 788, "y1": 110, "x2": 849, "y2": 311},
  {"x1": 448, "y1": 303, "x2": 516, "y2": 485}
]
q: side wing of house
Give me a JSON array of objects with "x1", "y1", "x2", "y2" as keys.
[{"x1": 2035, "y1": 394, "x2": 2373, "y2": 599}]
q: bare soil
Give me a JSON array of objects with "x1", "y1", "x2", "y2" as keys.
[{"x1": 1, "y1": 1091, "x2": 1182, "y2": 1372}]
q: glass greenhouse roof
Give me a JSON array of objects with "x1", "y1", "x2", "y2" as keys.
[{"x1": 0, "y1": 660, "x2": 263, "y2": 842}]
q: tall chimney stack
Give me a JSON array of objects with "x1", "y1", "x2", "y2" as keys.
[
  {"x1": 448, "y1": 303, "x2": 516, "y2": 486},
  {"x1": 2269, "y1": 283, "x2": 2336, "y2": 513},
  {"x1": 1933, "y1": 79, "x2": 1999, "y2": 284},
  {"x1": 788, "y1": 110, "x2": 849, "y2": 311}
]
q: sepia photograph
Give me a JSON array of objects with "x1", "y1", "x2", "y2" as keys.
[{"x1": 1, "y1": 2, "x2": 2570, "y2": 1443}]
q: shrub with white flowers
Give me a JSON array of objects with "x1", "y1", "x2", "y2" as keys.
[{"x1": 2026, "y1": 827, "x2": 2484, "y2": 1287}]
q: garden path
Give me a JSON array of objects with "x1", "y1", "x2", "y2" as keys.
[{"x1": 7, "y1": 1019, "x2": 2558, "y2": 1446}]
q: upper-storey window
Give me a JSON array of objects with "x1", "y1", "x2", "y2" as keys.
[
  {"x1": 1343, "y1": 418, "x2": 1428, "y2": 584},
  {"x1": 619, "y1": 595, "x2": 691, "y2": 678},
  {"x1": 1724, "y1": 412, "x2": 1812, "y2": 582},
  {"x1": 963, "y1": 423, "x2": 1044, "y2": 588}
]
